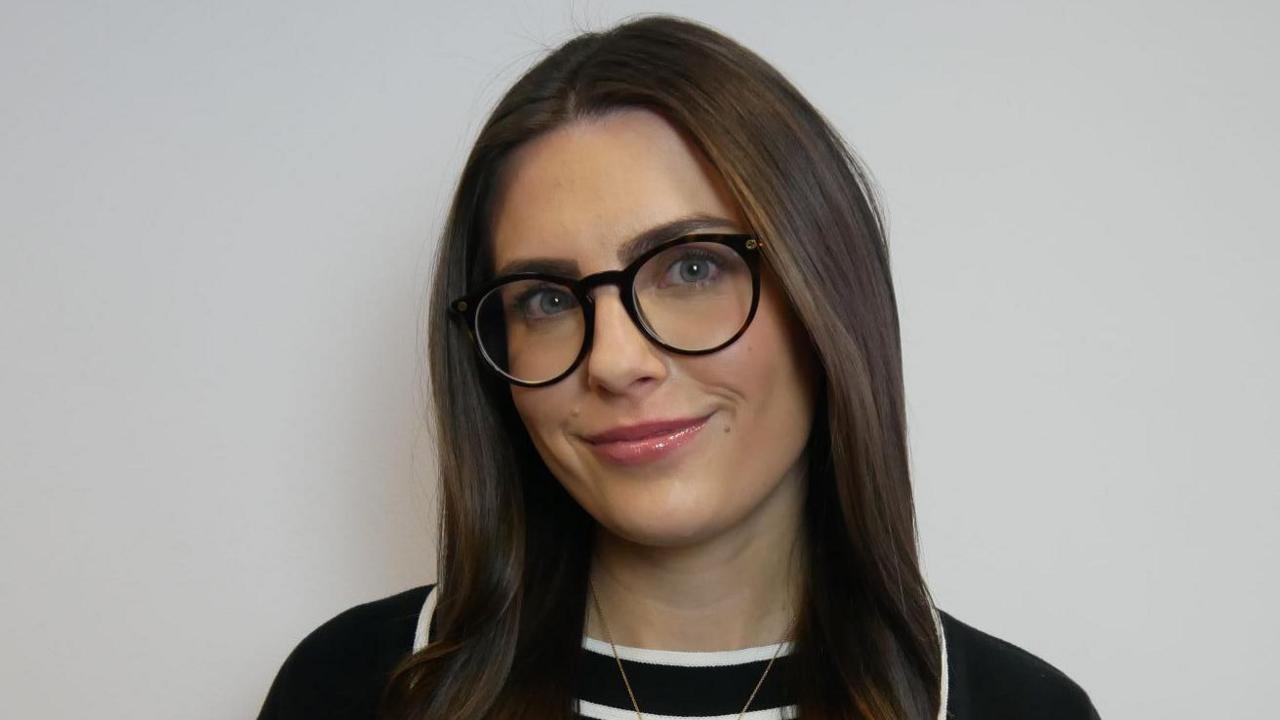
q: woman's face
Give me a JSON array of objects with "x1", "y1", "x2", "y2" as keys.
[{"x1": 489, "y1": 108, "x2": 820, "y2": 548}]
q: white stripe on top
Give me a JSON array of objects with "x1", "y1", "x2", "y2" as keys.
[
  {"x1": 581, "y1": 635, "x2": 795, "y2": 666},
  {"x1": 576, "y1": 698, "x2": 799, "y2": 720}
]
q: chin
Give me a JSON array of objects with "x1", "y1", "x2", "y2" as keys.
[{"x1": 596, "y1": 497, "x2": 733, "y2": 548}]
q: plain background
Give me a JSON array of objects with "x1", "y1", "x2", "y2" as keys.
[{"x1": 2, "y1": 1, "x2": 1276, "y2": 718}]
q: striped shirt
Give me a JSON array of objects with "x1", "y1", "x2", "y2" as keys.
[{"x1": 259, "y1": 583, "x2": 1100, "y2": 720}]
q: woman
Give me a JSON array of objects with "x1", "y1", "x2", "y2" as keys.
[{"x1": 259, "y1": 14, "x2": 1100, "y2": 720}]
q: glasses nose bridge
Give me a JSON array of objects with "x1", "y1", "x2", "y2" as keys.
[
  {"x1": 579, "y1": 268, "x2": 630, "y2": 299},
  {"x1": 578, "y1": 267, "x2": 647, "y2": 341}
]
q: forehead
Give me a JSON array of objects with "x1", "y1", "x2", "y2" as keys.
[{"x1": 488, "y1": 108, "x2": 744, "y2": 274}]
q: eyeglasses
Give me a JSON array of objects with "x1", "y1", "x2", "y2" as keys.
[{"x1": 449, "y1": 233, "x2": 766, "y2": 387}]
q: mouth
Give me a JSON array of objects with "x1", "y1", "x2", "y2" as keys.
[{"x1": 582, "y1": 412, "x2": 714, "y2": 466}]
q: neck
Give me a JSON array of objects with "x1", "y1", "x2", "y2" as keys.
[{"x1": 584, "y1": 466, "x2": 807, "y2": 652}]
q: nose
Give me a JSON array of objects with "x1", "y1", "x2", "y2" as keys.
[{"x1": 583, "y1": 285, "x2": 667, "y2": 395}]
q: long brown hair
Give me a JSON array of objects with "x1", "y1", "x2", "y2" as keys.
[{"x1": 379, "y1": 14, "x2": 942, "y2": 720}]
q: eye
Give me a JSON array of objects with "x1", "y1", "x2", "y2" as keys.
[
  {"x1": 660, "y1": 248, "x2": 722, "y2": 288},
  {"x1": 513, "y1": 284, "x2": 578, "y2": 320}
]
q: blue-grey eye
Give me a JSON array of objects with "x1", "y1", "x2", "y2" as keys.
[
  {"x1": 661, "y1": 249, "x2": 722, "y2": 288},
  {"x1": 516, "y1": 285, "x2": 577, "y2": 319}
]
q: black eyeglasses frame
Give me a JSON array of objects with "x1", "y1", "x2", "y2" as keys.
[{"x1": 448, "y1": 233, "x2": 767, "y2": 388}]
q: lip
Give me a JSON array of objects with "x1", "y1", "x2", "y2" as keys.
[
  {"x1": 582, "y1": 413, "x2": 713, "y2": 466},
  {"x1": 583, "y1": 414, "x2": 714, "y2": 444}
]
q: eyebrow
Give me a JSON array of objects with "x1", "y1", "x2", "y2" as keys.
[{"x1": 493, "y1": 213, "x2": 739, "y2": 278}]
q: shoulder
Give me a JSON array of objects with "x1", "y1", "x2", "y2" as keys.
[
  {"x1": 939, "y1": 609, "x2": 1101, "y2": 720},
  {"x1": 257, "y1": 584, "x2": 435, "y2": 720}
]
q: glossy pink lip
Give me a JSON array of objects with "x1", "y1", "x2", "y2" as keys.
[
  {"x1": 583, "y1": 414, "x2": 713, "y2": 444},
  {"x1": 582, "y1": 413, "x2": 713, "y2": 466}
]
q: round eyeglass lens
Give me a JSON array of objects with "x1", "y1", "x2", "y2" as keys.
[
  {"x1": 475, "y1": 278, "x2": 585, "y2": 384},
  {"x1": 633, "y1": 240, "x2": 753, "y2": 351}
]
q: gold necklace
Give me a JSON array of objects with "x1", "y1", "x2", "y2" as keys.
[{"x1": 587, "y1": 579, "x2": 787, "y2": 720}]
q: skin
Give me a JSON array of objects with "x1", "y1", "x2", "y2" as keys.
[{"x1": 489, "y1": 107, "x2": 821, "y2": 651}]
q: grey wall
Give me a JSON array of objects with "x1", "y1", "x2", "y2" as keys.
[{"x1": 2, "y1": 1, "x2": 1276, "y2": 718}]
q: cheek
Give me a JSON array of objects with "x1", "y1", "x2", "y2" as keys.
[
  {"x1": 687, "y1": 291, "x2": 812, "y2": 412},
  {"x1": 687, "y1": 289, "x2": 818, "y2": 470},
  {"x1": 510, "y1": 386, "x2": 576, "y2": 461}
]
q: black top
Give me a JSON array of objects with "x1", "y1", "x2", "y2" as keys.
[{"x1": 257, "y1": 584, "x2": 1101, "y2": 719}]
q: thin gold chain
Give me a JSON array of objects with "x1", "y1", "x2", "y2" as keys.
[{"x1": 587, "y1": 579, "x2": 787, "y2": 720}]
